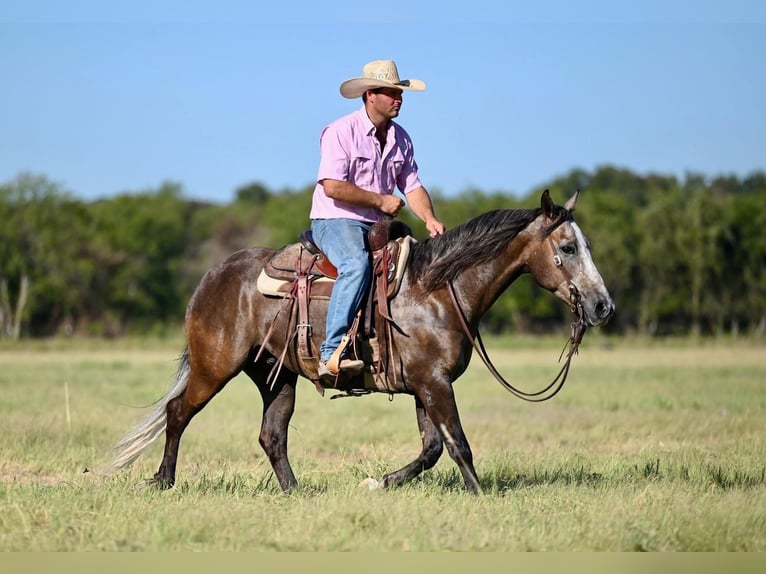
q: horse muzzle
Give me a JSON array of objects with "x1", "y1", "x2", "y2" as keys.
[
  {"x1": 565, "y1": 279, "x2": 614, "y2": 327},
  {"x1": 584, "y1": 296, "x2": 615, "y2": 327}
]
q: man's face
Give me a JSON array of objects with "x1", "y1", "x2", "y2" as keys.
[{"x1": 368, "y1": 87, "x2": 404, "y2": 119}]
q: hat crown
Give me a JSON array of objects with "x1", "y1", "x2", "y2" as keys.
[{"x1": 362, "y1": 60, "x2": 401, "y2": 83}]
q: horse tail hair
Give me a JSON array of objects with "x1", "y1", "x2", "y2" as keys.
[{"x1": 102, "y1": 347, "x2": 190, "y2": 475}]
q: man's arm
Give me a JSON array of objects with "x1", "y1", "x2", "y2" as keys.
[
  {"x1": 322, "y1": 179, "x2": 404, "y2": 216},
  {"x1": 405, "y1": 186, "x2": 446, "y2": 237}
]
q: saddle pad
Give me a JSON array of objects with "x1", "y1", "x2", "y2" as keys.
[
  {"x1": 256, "y1": 235, "x2": 416, "y2": 300},
  {"x1": 256, "y1": 273, "x2": 335, "y2": 299}
]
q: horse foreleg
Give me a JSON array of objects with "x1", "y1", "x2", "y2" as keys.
[
  {"x1": 245, "y1": 361, "x2": 299, "y2": 493},
  {"x1": 417, "y1": 383, "x2": 482, "y2": 494},
  {"x1": 379, "y1": 397, "x2": 444, "y2": 489}
]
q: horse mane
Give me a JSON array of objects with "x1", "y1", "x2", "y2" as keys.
[{"x1": 408, "y1": 205, "x2": 571, "y2": 293}]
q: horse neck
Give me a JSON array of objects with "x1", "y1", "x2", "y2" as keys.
[{"x1": 451, "y1": 232, "x2": 532, "y2": 327}]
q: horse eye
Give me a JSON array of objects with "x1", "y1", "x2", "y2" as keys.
[{"x1": 560, "y1": 243, "x2": 576, "y2": 256}]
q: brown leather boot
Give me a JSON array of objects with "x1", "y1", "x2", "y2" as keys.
[{"x1": 318, "y1": 358, "x2": 365, "y2": 381}]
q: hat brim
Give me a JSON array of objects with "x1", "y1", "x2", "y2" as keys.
[{"x1": 339, "y1": 78, "x2": 426, "y2": 99}]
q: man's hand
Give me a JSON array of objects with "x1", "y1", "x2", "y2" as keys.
[
  {"x1": 425, "y1": 218, "x2": 446, "y2": 238},
  {"x1": 378, "y1": 194, "x2": 405, "y2": 217}
]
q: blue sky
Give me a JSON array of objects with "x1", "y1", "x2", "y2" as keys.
[{"x1": 2, "y1": 2, "x2": 765, "y2": 203}]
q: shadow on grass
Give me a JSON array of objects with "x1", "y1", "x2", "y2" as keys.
[
  {"x1": 475, "y1": 458, "x2": 766, "y2": 494},
  {"x1": 390, "y1": 458, "x2": 766, "y2": 495},
  {"x1": 483, "y1": 466, "x2": 606, "y2": 492},
  {"x1": 112, "y1": 458, "x2": 766, "y2": 497}
]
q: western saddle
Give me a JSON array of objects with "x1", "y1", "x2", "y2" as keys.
[{"x1": 255, "y1": 219, "x2": 415, "y2": 395}]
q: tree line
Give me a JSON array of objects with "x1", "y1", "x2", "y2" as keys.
[{"x1": 1, "y1": 166, "x2": 764, "y2": 340}]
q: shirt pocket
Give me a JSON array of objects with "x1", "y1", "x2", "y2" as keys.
[{"x1": 349, "y1": 153, "x2": 374, "y2": 189}]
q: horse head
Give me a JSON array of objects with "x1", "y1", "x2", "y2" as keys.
[{"x1": 525, "y1": 190, "x2": 614, "y2": 327}]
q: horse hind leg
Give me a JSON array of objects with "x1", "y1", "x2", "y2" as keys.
[
  {"x1": 375, "y1": 397, "x2": 444, "y2": 489},
  {"x1": 152, "y1": 355, "x2": 240, "y2": 488},
  {"x1": 104, "y1": 349, "x2": 192, "y2": 478},
  {"x1": 243, "y1": 355, "x2": 299, "y2": 493}
]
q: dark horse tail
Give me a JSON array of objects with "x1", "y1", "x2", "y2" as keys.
[{"x1": 101, "y1": 347, "x2": 190, "y2": 475}]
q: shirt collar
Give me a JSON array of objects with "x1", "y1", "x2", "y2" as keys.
[
  {"x1": 357, "y1": 106, "x2": 376, "y2": 136},
  {"x1": 357, "y1": 105, "x2": 394, "y2": 138}
]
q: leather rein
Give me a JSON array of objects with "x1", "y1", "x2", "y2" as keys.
[{"x1": 447, "y1": 234, "x2": 587, "y2": 403}]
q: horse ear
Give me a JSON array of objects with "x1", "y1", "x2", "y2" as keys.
[
  {"x1": 564, "y1": 189, "x2": 580, "y2": 212},
  {"x1": 541, "y1": 189, "x2": 555, "y2": 218}
]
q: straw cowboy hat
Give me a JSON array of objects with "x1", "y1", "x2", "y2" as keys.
[{"x1": 339, "y1": 60, "x2": 426, "y2": 99}]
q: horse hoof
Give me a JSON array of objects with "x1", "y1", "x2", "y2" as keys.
[
  {"x1": 137, "y1": 477, "x2": 173, "y2": 491},
  {"x1": 357, "y1": 477, "x2": 381, "y2": 490}
]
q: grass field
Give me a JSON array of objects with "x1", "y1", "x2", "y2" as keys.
[{"x1": 0, "y1": 334, "x2": 764, "y2": 551}]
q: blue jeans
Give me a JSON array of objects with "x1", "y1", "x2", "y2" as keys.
[{"x1": 310, "y1": 218, "x2": 373, "y2": 362}]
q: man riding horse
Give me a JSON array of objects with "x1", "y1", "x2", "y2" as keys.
[{"x1": 309, "y1": 60, "x2": 445, "y2": 381}]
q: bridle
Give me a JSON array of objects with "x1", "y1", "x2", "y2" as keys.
[
  {"x1": 447, "y1": 222, "x2": 587, "y2": 403},
  {"x1": 547, "y1": 233, "x2": 582, "y2": 315}
]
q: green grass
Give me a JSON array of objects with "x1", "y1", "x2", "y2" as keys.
[{"x1": 0, "y1": 336, "x2": 764, "y2": 550}]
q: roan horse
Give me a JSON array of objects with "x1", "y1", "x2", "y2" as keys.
[{"x1": 105, "y1": 190, "x2": 614, "y2": 494}]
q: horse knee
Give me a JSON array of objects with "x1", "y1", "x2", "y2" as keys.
[{"x1": 259, "y1": 425, "x2": 285, "y2": 457}]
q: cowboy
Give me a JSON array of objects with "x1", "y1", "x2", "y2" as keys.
[{"x1": 310, "y1": 59, "x2": 446, "y2": 381}]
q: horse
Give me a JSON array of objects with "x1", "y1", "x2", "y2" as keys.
[{"x1": 104, "y1": 190, "x2": 614, "y2": 494}]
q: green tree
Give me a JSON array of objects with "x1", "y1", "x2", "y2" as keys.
[
  {"x1": 260, "y1": 186, "x2": 314, "y2": 247},
  {"x1": 235, "y1": 181, "x2": 272, "y2": 204},
  {"x1": 725, "y1": 188, "x2": 766, "y2": 335},
  {"x1": 86, "y1": 182, "x2": 196, "y2": 334},
  {"x1": 0, "y1": 173, "x2": 94, "y2": 337},
  {"x1": 678, "y1": 175, "x2": 729, "y2": 336}
]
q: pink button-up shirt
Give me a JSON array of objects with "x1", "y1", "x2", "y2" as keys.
[{"x1": 310, "y1": 107, "x2": 423, "y2": 222}]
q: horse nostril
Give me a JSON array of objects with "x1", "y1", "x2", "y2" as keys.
[{"x1": 596, "y1": 301, "x2": 613, "y2": 319}]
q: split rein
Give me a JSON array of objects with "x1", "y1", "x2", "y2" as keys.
[{"x1": 447, "y1": 278, "x2": 587, "y2": 403}]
